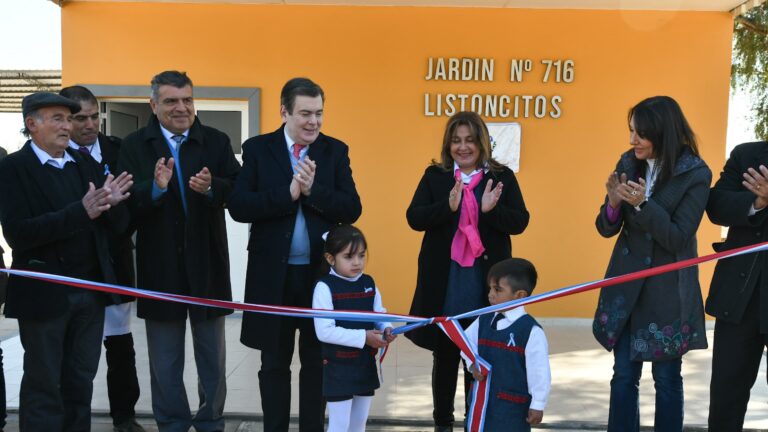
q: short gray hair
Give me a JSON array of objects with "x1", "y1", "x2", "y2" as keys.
[
  {"x1": 21, "y1": 110, "x2": 42, "y2": 138},
  {"x1": 150, "y1": 70, "x2": 193, "y2": 100}
]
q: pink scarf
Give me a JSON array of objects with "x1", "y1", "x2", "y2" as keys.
[{"x1": 451, "y1": 169, "x2": 486, "y2": 267}]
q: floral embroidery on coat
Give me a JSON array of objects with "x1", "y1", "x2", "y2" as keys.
[
  {"x1": 630, "y1": 318, "x2": 701, "y2": 360},
  {"x1": 593, "y1": 294, "x2": 628, "y2": 348}
]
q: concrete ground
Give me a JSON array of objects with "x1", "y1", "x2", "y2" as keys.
[{"x1": 0, "y1": 314, "x2": 766, "y2": 431}]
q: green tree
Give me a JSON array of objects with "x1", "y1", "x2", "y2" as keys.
[{"x1": 733, "y1": 4, "x2": 768, "y2": 140}]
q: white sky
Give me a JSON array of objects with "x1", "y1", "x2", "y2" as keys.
[
  {"x1": 0, "y1": 0, "x2": 759, "y2": 155},
  {"x1": 0, "y1": 0, "x2": 62, "y2": 153}
]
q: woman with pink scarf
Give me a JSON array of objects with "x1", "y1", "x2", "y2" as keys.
[{"x1": 405, "y1": 111, "x2": 530, "y2": 432}]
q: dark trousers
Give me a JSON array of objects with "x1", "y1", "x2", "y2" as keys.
[
  {"x1": 709, "y1": 288, "x2": 768, "y2": 431},
  {"x1": 146, "y1": 317, "x2": 227, "y2": 432},
  {"x1": 432, "y1": 321, "x2": 473, "y2": 427},
  {"x1": 260, "y1": 265, "x2": 323, "y2": 432},
  {"x1": 18, "y1": 291, "x2": 105, "y2": 431},
  {"x1": 104, "y1": 333, "x2": 140, "y2": 425},
  {"x1": 607, "y1": 330, "x2": 683, "y2": 432}
]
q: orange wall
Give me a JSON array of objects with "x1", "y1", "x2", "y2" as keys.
[{"x1": 61, "y1": 2, "x2": 733, "y2": 317}]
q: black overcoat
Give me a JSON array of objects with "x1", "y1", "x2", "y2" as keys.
[
  {"x1": 706, "y1": 141, "x2": 768, "y2": 333},
  {"x1": 0, "y1": 142, "x2": 125, "y2": 320},
  {"x1": 228, "y1": 125, "x2": 362, "y2": 351},
  {"x1": 405, "y1": 165, "x2": 529, "y2": 351},
  {"x1": 98, "y1": 133, "x2": 136, "y2": 291},
  {"x1": 117, "y1": 116, "x2": 241, "y2": 323}
]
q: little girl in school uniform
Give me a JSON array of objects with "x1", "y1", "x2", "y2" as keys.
[{"x1": 312, "y1": 224, "x2": 396, "y2": 432}]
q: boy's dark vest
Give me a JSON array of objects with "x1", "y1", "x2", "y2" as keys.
[
  {"x1": 476, "y1": 313, "x2": 540, "y2": 432},
  {"x1": 320, "y1": 273, "x2": 380, "y2": 398}
]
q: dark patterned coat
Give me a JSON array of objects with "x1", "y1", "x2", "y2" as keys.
[{"x1": 593, "y1": 148, "x2": 711, "y2": 361}]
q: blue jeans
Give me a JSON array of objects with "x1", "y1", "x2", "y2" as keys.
[{"x1": 608, "y1": 330, "x2": 683, "y2": 432}]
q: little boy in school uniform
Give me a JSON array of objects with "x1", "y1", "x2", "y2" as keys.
[{"x1": 463, "y1": 258, "x2": 551, "y2": 431}]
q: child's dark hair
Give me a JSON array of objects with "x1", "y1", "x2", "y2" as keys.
[
  {"x1": 320, "y1": 224, "x2": 368, "y2": 274},
  {"x1": 487, "y1": 258, "x2": 538, "y2": 295}
]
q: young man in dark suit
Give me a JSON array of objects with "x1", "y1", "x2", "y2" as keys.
[
  {"x1": 228, "y1": 77, "x2": 362, "y2": 432},
  {"x1": 0, "y1": 92, "x2": 132, "y2": 430},
  {"x1": 117, "y1": 71, "x2": 241, "y2": 432},
  {"x1": 707, "y1": 139, "x2": 768, "y2": 431},
  {"x1": 60, "y1": 85, "x2": 145, "y2": 432}
]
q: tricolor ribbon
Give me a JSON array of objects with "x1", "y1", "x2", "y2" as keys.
[
  {"x1": 437, "y1": 320, "x2": 491, "y2": 432},
  {"x1": 3, "y1": 240, "x2": 768, "y2": 431}
]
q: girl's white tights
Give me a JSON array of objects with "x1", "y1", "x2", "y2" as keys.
[{"x1": 326, "y1": 395, "x2": 373, "y2": 432}]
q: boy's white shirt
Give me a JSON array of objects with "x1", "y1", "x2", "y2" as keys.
[
  {"x1": 312, "y1": 268, "x2": 392, "y2": 349},
  {"x1": 461, "y1": 306, "x2": 551, "y2": 411}
]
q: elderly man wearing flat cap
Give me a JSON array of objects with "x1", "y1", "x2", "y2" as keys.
[{"x1": 0, "y1": 92, "x2": 133, "y2": 431}]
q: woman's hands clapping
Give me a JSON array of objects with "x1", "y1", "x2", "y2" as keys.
[
  {"x1": 606, "y1": 172, "x2": 646, "y2": 208},
  {"x1": 449, "y1": 180, "x2": 462, "y2": 212},
  {"x1": 481, "y1": 179, "x2": 503, "y2": 213},
  {"x1": 449, "y1": 179, "x2": 504, "y2": 213},
  {"x1": 605, "y1": 172, "x2": 625, "y2": 209}
]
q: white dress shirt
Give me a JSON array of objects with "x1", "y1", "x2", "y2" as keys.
[
  {"x1": 30, "y1": 141, "x2": 75, "y2": 169},
  {"x1": 159, "y1": 124, "x2": 189, "y2": 148},
  {"x1": 69, "y1": 138, "x2": 103, "y2": 163},
  {"x1": 461, "y1": 306, "x2": 551, "y2": 411},
  {"x1": 453, "y1": 161, "x2": 487, "y2": 184},
  {"x1": 313, "y1": 268, "x2": 392, "y2": 349}
]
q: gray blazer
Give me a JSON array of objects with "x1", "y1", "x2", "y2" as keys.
[{"x1": 593, "y1": 149, "x2": 711, "y2": 361}]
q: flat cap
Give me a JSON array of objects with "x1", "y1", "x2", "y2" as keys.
[{"x1": 22, "y1": 92, "x2": 81, "y2": 118}]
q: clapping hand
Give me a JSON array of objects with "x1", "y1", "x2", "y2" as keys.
[
  {"x1": 448, "y1": 179, "x2": 463, "y2": 212},
  {"x1": 189, "y1": 167, "x2": 212, "y2": 194},
  {"x1": 605, "y1": 172, "x2": 627, "y2": 209},
  {"x1": 618, "y1": 178, "x2": 647, "y2": 207},
  {"x1": 743, "y1": 165, "x2": 768, "y2": 210},
  {"x1": 102, "y1": 171, "x2": 133, "y2": 206},
  {"x1": 481, "y1": 179, "x2": 503, "y2": 213},
  {"x1": 154, "y1": 157, "x2": 174, "y2": 189},
  {"x1": 81, "y1": 182, "x2": 111, "y2": 220},
  {"x1": 294, "y1": 158, "x2": 316, "y2": 197}
]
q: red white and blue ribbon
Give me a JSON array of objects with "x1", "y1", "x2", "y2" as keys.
[
  {"x1": 437, "y1": 320, "x2": 491, "y2": 432},
  {"x1": 0, "y1": 269, "x2": 428, "y2": 324},
  {"x1": 3, "y1": 240, "x2": 768, "y2": 431}
]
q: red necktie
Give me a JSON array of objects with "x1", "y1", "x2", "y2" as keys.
[{"x1": 292, "y1": 143, "x2": 306, "y2": 159}]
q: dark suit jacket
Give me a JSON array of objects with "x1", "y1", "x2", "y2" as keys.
[
  {"x1": 405, "y1": 165, "x2": 529, "y2": 351},
  {"x1": 0, "y1": 142, "x2": 125, "y2": 320},
  {"x1": 228, "y1": 125, "x2": 362, "y2": 351},
  {"x1": 706, "y1": 141, "x2": 768, "y2": 333},
  {"x1": 117, "y1": 116, "x2": 241, "y2": 323},
  {"x1": 93, "y1": 134, "x2": 136, "y2": 291}
]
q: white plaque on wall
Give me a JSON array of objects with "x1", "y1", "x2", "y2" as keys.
[{"x1": 487, "y1": 122, "x2": 521, "y2": 172}]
